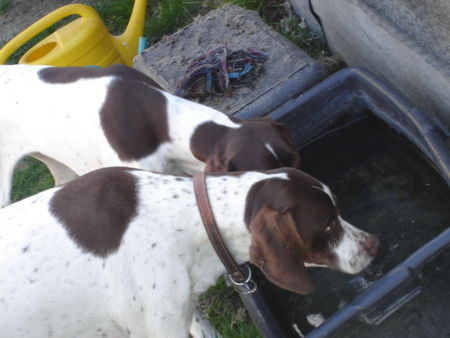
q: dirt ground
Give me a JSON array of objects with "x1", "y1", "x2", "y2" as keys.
[{"x1": 0, "y1": 0, "x2": 91, "y2": 43}]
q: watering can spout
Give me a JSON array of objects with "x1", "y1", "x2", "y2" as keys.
[{"x1": 114, "y1": 0, "x2": 148, "y2": 63}]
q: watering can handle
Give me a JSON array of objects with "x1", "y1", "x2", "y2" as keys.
[{"x1": 0, "y1": 4, "x2": 98, "y2": 64}]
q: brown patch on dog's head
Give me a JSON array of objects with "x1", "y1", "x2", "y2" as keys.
[
  {"x1": 50, "y1": 167, "x2": 138, "y2": 257},
  {"x1": 191, "y1": 118, "x2": 300, "y2": 173},
  {"x1": 244, "y1": 168, "x2": 346, "y2": 294}
]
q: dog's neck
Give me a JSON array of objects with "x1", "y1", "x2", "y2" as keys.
[
  {"x1": 129, "y1": 171, "x2": 287, "y2": 297},
  {"x1": 162, "y1": 92, "x2": 241, "y2": 174},
  {"x1": 189, "y1": 121, "x2": 238, "y2": 163},
  {"x1": 188, "y1": 172, "x2": 288, "y2": 296},
  {"x1": 188, "y1": 174, "x2": 253, "y2": 292},
  {"x1": 127, "y1": 171, "x2": 249, "y2": 294}
]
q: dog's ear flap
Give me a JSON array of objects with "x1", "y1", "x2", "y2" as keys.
[
  {"x1": 249, "y1": 206, "x2": 314, "y2": 295},
  {"x1": 205, "y1": 142, "x2": 241, "y2": 172},
  {"x1": 205, "y1": 142, "x2": 229, "y2": 172}
]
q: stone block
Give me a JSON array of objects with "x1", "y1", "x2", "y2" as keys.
[{"x1": 134, "y1": 4, "x2": 326, "y2": 117}]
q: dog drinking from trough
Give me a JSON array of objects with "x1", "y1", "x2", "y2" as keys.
[
  {"x1": 0, "y1": 64, "x2": 299, "y2": 206},
  {"x1": 0, "y1": 166, "x2": 378, "y2": 337}
]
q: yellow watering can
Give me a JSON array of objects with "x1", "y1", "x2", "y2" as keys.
[{"x1": 0, "y1": 0, "x2": 147, "y2": 66}]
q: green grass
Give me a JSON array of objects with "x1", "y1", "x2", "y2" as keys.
[
  {"x1": 273, "y1": 13, "x2": 324, "y2": 58},
  {"x1": 11, "y1": 157, "x2": 54, "y2": 203},
  {"x1": 93, "y1": 0, "x2": 135, "y2": 35},
  {"x1": 144, "y1": 0, "x2": 204, "y2": 44},
  {"x1": 0, "y1": 0, "x2": 11, "y2": 14},
  {"x1": 200, "y1": 277, "x2": 262, "y2": 338},
  {"x1": 93, "y1": 0, "x2": 205, "y2": 44},
  {"x1": 0, "y1": 0, "x2": 11, "y2": 51}
]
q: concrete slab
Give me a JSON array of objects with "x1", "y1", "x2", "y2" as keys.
[{"x1": 134, "y1": 4, "x2": 326, "y2": 117}]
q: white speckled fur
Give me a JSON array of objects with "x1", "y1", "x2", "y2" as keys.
[
  {"x1": 0, "y1": 168, "x2": 376, "y2": 337},
  {"x1": 0, "y1": 170, "x2": 285, "y2": 338},
  {"x1": 332, "y1": 217, "x2": 374, "y2": 274},
  {"x1": 0, "y1": 65, "x2": 240, "y2": 207}
]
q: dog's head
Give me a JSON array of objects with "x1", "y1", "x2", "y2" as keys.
[
  {"x1": 244, "y1": 168, "x2": 379, "y2": 294},
  {"x1": 192, "y1": 118, "x2": 300, "y2": 173}
]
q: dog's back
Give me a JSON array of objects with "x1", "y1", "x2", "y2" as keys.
[
  {"x1": 0, "y1": 168, "x2": 198, "y2": 337},
  {"x1": 0, "y1": 65, "x2": 123, "y2": 172},
  {"x1": 0, "y1": 65, "x2": 137, "y2": 206}
]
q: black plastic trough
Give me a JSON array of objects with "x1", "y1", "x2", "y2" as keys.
[{"x1": 235, "y1": 67, "x2": 450, "y2": 337}]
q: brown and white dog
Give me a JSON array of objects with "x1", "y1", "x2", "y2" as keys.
[
  {"x1": 0, "y1": 64, "x2": 299, "y2": 206},
  {"x1": 0, "y1": 167, "x2": 378, "y2": 338}
]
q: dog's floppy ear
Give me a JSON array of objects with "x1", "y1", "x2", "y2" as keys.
[
  {"x1": 205, "y1": 142, "x2": 242, "y2": 172},
  {"x1": 249, "y1": 206, "x2": 314, "y2": 294},
  {"x1": 205, "y1": 142, "x2": 229, "y2": 172}
]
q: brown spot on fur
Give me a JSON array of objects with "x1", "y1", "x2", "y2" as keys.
[
  {"x1": 38, "y1": 64, "x2": 162, "y2": 89},
  {"x1": 100, "y1": 74, "x2": 170, "y2": 161},
  {"x1": 50, "y1": 167, "x2": 138, "y2": 257},
  {"x1": 39, "y1": 65, "x2": 170, "y2": 161}
]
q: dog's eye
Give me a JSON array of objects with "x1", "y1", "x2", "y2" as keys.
[{"x1": 324, "y1": 218, "x2": 337, "y2": 233}]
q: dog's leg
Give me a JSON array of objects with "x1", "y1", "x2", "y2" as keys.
[
  {"x1": 31, "y1": 153, "x2": 79, "y2": 186},
  {"x1": 189, "y1": 308, "x2": 221, "y2": 338},
  {"x1": 0, "y1": 154, "x2": 17, "y2": 207},
  {"x1": 0, "y1": 135, "x2": 28, "y2": 207}
]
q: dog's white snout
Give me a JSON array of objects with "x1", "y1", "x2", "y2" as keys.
[{"x1": 333, "y1": 217, "x2": 379, "y2": 274}]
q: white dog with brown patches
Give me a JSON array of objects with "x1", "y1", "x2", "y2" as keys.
[
  {"x1": 0, "y1": 167, "x2": 378, "y2": 338},
  {"x1": 0, "y1": 64, "x2": 299, "y2": 207}
]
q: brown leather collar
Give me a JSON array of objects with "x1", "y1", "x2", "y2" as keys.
[{"x1": 193, "y1": 172, "x2": 246, "y2": 281}]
